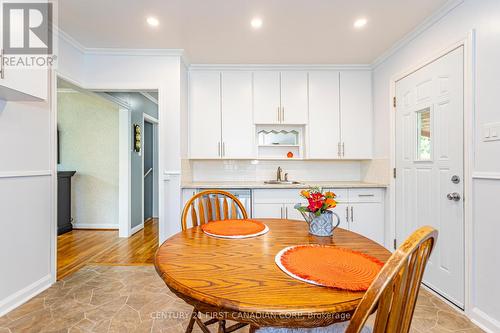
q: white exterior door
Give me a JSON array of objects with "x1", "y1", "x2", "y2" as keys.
[
  {"x1": 308, "y1": 71, "x2": 341, "y2": 158},
  {"x1": 253, "y1": 71, "x2": 280, "y2": 124},
  {"x1": 189, "y1": 71, "x2": 221, "y2": 158},
  {"x1": 221, "y1": 71, "x2": 255, "y2": 159},
  {"x1": 280, "y1": 71, "x2": 308, "y2": 124},
  {"x1": 395, "y1": 46, "x2": 464, "y2": 308}
]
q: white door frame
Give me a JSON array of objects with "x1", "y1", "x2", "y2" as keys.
[
  {"x1": 118, "y1": 107, "x2": 132, "y2": 237},
  {"x1": 388, "y1": 31, "x2": 475, "y2": 314},
  {"x1": 141, "y1": 113, "x2": 159, "y2": 233},
  {"x1": 52, "y1": 72, "x2": 164, "y2": 257}
]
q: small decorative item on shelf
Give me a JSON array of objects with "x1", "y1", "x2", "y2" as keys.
[
  {"x1": 295, "y1": 188, "x2": 340, "y2": 237},
  {"x1": 133, "y1": 124, "x2": 141, "y2": 153},
  {"x1": 287, "y1": 151, "x2": 294, "y2": 158}
]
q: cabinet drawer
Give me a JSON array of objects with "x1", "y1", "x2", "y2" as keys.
[
  {"x1": 324, "y1": 189, "x2": 348, "y2": 203},
  {"x1": 253, "y1": 189, "x2": 302, "y2": 204},
  {"x1": 348, "y1": 188, "x2": 384, "y2": 203}
]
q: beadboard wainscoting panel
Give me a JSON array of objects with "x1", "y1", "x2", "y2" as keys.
[{"x1": 0, "y1": 176, "x2": 53, "y2": 316}]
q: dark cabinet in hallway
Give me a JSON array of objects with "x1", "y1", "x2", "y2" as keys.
[{"x1": 57, "y1": 171, "x2": 76, "y2": 235}]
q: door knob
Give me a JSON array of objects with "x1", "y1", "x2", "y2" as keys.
[{"x1": 447, "y1": 192, "x2": 461, "y2": 201}]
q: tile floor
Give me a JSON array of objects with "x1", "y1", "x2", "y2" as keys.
[{"x1": 0, "y1": 266, "x2": 483, "y2": 333}]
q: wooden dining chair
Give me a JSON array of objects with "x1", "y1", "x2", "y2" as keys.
[
  {"x1": 182, "y1": 190, "x2": 249, "y2": 333},
  {"x1": 181, "y1": 189, "x2": 249, "y2": 231},
  {"x1": 252, "y1": 226, "x2": 438, "y2": 333},
  {"x1": 345, "y1": 225, "x2": 437, "y2": 333}
]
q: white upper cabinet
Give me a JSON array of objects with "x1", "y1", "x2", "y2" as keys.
[
  {"x1": 340, "y1": 71, "x2": 373, "y2": 159},
  {"x1": 0, "y1": 67, "x2": 48, "y2": 101},
  {"x1": 308, "y1": 71, "x2": 341, "y2": 159},
  {"x1": 188, "y1": 68, "x2": 373, "y2": 160},
  {"x1": 280, "y1": 71, "x2": 308, "y2": 124},
  {"x1": 253, "y1": 71, "x2": 308, "y2": 125},
  {"x1": 253, "y1": 71, "x2": 281, "y2": 124},
  {"x1": 221, "y1": 71, "x2": 255, "y2": 159},
  {"x1": 189, "y1": 71, "x2": 221, "y2": 159}
]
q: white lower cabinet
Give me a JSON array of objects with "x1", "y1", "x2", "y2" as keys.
[
  {"x1": 182, "y1": 187, "x2": 385, "y2": 245},
  {"x1": 334, "y1": 203, "x2": 350, "y2": 230},
  {"x1": 253, "y1": 188, "x2": 385, "y2": 244},
  {"x1": 253, "y1": 203, "x2": 283, "y2": 219},
  {"x1": 252, "y1": 189, "x2": 302, "y2": 220},
  {"x1": 349, "y1": 202, "x2": 385, "y2": 245},
  {"x1": 327, "y1": 188, "x2": 385, "y2": 245}
]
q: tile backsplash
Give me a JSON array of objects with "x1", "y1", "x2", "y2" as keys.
[{"x1": 190, "y1": 160, "x2": 363, "y2": 182}]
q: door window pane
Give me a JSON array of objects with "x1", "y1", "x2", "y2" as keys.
[{"x1": 416, "y1": 108, "x2": 431, "y2": 160}]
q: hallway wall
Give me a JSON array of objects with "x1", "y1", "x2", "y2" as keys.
[
  {"x1": 58, "y1": 90, "x2": 120, "y2": 229},
  {"x1": 106, "y1": 92, "x2": 158, "y2": 230}
]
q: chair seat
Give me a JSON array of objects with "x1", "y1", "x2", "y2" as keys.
[{"x1": 256, "y1": 321, "x2": 372, "y2": 333}]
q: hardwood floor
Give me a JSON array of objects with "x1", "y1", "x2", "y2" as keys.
[{"x1": 57, "y1": 218, "x2": 158, "y2": 280}]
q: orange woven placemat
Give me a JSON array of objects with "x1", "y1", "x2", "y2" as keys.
[
  {"x1": 201, "y1": 219, "x2": 267, "y2": 238},
  {"x1": 276, "y1": 245, "x2": 384, "y2": 291}
]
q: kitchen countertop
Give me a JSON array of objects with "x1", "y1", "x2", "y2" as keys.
[{"x1": 181, "y1": 181, "x2": 388, "y2": 189}]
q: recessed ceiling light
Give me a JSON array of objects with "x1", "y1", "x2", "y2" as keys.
[
  {"x1": 251, "y1": 17, "x2": 263, "y2": 29},
  {"x1": 147, "y1": 17, "x2": 159, "y2": 27},
  {"x1": 353, "y1": 18, "x2": 367, "y2": 29}
]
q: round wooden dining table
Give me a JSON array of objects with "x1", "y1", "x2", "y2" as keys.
[{"x1": 154, "y1": 219, "x2": 391, "y2": 329}]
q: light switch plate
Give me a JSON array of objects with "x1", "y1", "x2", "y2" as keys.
[{"x1": 483, "y1": 122, "x2": 500, "y2": 142}]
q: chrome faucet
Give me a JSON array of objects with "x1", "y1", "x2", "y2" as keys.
[{"x1": 277, "y1": 166, "x2": 283, "y2": 182}]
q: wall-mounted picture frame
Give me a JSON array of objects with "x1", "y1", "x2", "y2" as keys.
[{"x1": 133, "y1": 124, "x2": 141, "y2": 153}]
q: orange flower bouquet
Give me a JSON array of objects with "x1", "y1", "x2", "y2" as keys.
[{"x1": 295, "y1": 187, "x2": 340, "y2": 237}]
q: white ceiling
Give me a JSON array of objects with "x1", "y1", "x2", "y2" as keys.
[{"x1": 58, "y1": 0, "x2": 448, "y2": 64}]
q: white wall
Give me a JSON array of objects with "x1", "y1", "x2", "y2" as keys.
[
  {"x1": 58, "y1": 36, "x2": 186, "y2": 243},
  {"x1": 372, "y1": 0, "x2": 500, "y2": 331},
  {"x1": 58, "y1": 91, "x2": 119, "y2": 229},
  {"x1": 0, "y1": 98, "x2": 54, "y2": 315}
]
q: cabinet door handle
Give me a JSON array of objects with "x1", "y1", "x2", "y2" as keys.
[
  {"x1": 346, "y1": 206, "x2": 349, "y2": 223},
  {"x1": 280, "y1": 206, "x2": 283, "y2": 219},
  {"x1": 342, "y1": 143, "x2": 345, "y2": 157},
  {"x1": 281, "y1": 106, "x2": 285, "y2": 123},
  {"x1": 277, "y1": 106, "x2": 280, "y2": 123},
  {"x1": 222, "y1": 142, "x2": 225, "y2": 157},
  {"x1": 351, "y1": 206, "x2": 354, "y2": 222},
  {"x1": 358, "y1": 194, "x2": 375, "y2": 197},
  {"x1": 337, "y1": 142, "x2": 341, "y2": 158},
  {"x1": 218, "y1": 142, "x2": 221, "y2": 157},
  {"x1": 285, "y1": 206, "x2": 288, "y2": 219}
]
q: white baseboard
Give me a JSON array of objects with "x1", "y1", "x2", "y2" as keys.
[
  {"x1": 0, "y1": 274, "x2": 53, "y2": 317},
  {"x1": 130, "y1": 223, "x2": 144, "y2": 235},
  {"x1": 72, "y1": 223, "x2": 118, "y2": 230},
  {"x1": 470, "y1": 308, "x2": 500, "y2": 333}
]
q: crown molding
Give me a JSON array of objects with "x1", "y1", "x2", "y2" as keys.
[
  {"x1": 57, "y1": 88, "x2": 79, "y2": 94},
  {"x1": 371, "y1": 0, "x2": 465, "y2": 69},
  {"x1": 57, "y1": 28, "x2": 186, "y2": 60},
  {"x1": 55, "y1": 26, "x2": 86, "y2": 54},
  {"x1": 188, "y1": 64, "x2": 372, "y2": 71},
  {"x1": 140, "y1": 92, "x2": 159, "y2": 105}
]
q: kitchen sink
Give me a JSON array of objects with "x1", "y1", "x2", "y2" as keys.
[{"x1": 264, "y1": 180, "x2": 302, "y2": 185}]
